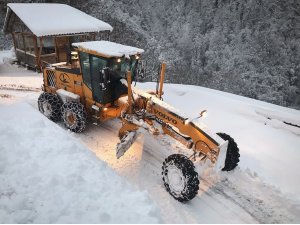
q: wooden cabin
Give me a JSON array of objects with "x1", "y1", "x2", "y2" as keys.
[{"x1": 3, "y1": 3, "x2": 113, "y2": 70}]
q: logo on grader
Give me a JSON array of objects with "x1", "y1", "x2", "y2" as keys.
[
  {"x1": 154, "y1": 109, "x2": 178, "y2": 125},
  {"x1": 59, "y1": 73, "x2": 70, "y2": 84}
]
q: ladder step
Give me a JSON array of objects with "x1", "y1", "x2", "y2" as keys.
[{"x1": 92, "y1": 115, "x2": 100, "y2": 119}]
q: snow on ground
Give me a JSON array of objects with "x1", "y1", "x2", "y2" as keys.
[
  {"x1": 0, "y1": 49, "x2": 16, "y2": 65},
  {"x1": 0, "y1": 52, "x2": 42, "y2": 93},
  {"x1": 1, "y1": 57, "x2": 300, "y2": 223},
  {"x1": 0, "y1": 67, "x2": 42, "y2": 91},
  {"x1": 78, "y1": 102, "x2": 300, "y2": 223},
  {"x1": 143, "y1": 83, "x2": 300, "y2": 200},
  {"x1": 0, "y1": 102, "x2": 160, "y2": 223}
]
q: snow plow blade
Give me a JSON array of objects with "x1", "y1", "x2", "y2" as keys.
[
  {"x1": 214, "y1": 140, "x2": 228, "y2": 172},
  {"x1": 116, "y1": 131, "x2": 137, "y2": 159}
]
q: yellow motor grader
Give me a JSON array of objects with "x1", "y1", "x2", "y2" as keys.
[{"x1": 38, "y1": 40, "x2": 240, "y2": 202}]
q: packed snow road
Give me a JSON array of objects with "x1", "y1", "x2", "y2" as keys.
[
  {"x1": 74, "y1": 117, "x2": 300, "y2": 223},
  {"x1": 1, "y1": 63, "x2": 300, "y2": 223}
]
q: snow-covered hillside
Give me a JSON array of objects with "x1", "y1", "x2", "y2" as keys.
[
  {"x1": 72, "y1": 0, "x2": 299, "y2": 109},
  {"x1": 1, "y1": 1, "x2": 299, "y2": 109},
  {"x1": 0, "y1": 61, "x2": 300, "y2": 223}
]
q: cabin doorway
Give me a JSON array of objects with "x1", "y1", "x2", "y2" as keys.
[{"x1": 55, "y1": 36, "x2": 70, "y2": 62}]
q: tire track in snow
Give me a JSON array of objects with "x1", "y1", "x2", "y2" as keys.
[
  {"x1": 76, "y1": 124, "x2": 258, "y2": 223},
  {"x1": 201, "y1": 171, "x2": 300, "y2": 223},
  {"x1": 0, "y1": 85, "x2": 41, "y2": 92},
  {"x1": 46, "y1": 116, "x2": 297, "y2": 223}
]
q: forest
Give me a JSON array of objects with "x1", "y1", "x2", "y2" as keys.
[{"x1": 1, "y1": 0, "x2": 299, "y2": 109}]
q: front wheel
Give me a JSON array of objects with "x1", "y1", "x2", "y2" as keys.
[
  {"x1": 61, "y1": 101, "x2": 87, "y2": 133},
  {"x1": 162, "y1": 154, "x2": 199, "y2": 202},
  {"x1": 38, "y1": 92, "x2": 62, "y2": 122},
  {"x1": 217, "y1": 133, "x2": 240, "y2": 171}
]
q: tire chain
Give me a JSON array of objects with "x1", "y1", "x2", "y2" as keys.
[
  {"x1": 38, "y1": 92, "x2": 62, "y2": 122},
  {"x1": 61, "y1": 101, "x2": 87, "y2": 133},
  {"x1": 162, "y1": 154, "x2": 199, "y2": 202}
]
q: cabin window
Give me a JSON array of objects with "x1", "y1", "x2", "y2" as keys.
[
  {"x1": 24, "y1": 35, "x2": 35, "y2": 55},
  {"x1": 70, "y1": 34, "x2": 95, "y2": 44},
  {"x1": 38, "y1": 37, "x2": 55, "y2": 55},
  {"x1": 15, "y1": 33, "x2": 24, "y2": 51},
  {"x1": 90, "y1": 55, "x2": 108, "y2": 77}
]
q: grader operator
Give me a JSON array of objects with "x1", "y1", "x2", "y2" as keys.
[{"x1": 38, "y1": 40, "x2": 240, "y2": 202}]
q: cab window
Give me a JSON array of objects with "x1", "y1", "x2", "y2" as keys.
[{"x1": 79, "y1": 52, "x2": 92, "y2": 89}]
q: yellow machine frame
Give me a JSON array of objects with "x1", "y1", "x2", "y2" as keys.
[
  {"x1": 42, "y1": 58, "x2": 223, "y2": 165},
  {"x1": 39, "y1": 40, "x2": 240, "y2": 203}
]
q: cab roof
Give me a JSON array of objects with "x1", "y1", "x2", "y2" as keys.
[{"x1": 72, "y1": 41, "x2": 144, "y2": 58}]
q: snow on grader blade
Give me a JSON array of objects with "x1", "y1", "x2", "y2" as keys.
[
  {"x1": 116, "y1": 131, "x2": 137, "y2": 159},
  {"x1": 38, "y1": 40, "x2": 240, "y2": 202}
]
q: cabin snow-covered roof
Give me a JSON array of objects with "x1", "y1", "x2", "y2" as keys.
[
  {"x1": 72, "y1": 41, "x2": 144, "y2": 58},
  {"x1": 3, "y1": 3, "x2": 113, "y2": 37}
]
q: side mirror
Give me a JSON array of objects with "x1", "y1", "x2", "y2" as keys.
[{"x1": 199, "y1": 110, "x2": 207, "y2": 118}]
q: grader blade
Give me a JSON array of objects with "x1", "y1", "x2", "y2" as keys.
[{"x1": 116, "y1": 131, "x2": 137, "y2": 159}]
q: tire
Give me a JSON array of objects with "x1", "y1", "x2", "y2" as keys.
[
  {"x1": 162, "y1": 154, "x2": 199, "y2": 202},
  {"x1": 38, "y1": 92, "x2": 62, "y2": 122},
  {"x1": 217, "y1": 133, "x2": 240, "y2": 171},
  {"x1": 61, "y1": 101, "x2": 87, "y2": 133}
]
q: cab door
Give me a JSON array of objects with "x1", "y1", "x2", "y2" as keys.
[
  {"x1": 79, "y1": 52, "x2": 112, "y2": 104},
  {"x1": 89, "y1": 55, "x2": 112, "y2": 104}
]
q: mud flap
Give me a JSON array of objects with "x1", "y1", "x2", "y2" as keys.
[
  {"x1": 214, "y1": 140, "x2": 228, "y2": 172},
  {"x1": 116, "y1": 131, "x2": 137, "y2": 159}
]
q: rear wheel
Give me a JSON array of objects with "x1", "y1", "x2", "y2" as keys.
[
  {"x1": 61, "y1": 101, "x2": 87, "y2": 133},
  {"x1": 217, "y1": 133, "x2": 240, "y2": 171},
  {"x1": 162, "y1": 154, "x2": 199, "y2": 202},
  {"x1": 38, "y1": 92, "x2": 62, "y2": 122}
]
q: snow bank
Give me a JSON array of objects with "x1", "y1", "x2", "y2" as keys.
[
  {"x1": 0, "y1": 103, "x2": 160, "y2": 223},
  {"x1": 137, "y1": 82, "x2": 300, "y2": 200},
  {"x1": 0, "y1": 52, "x2": 43, "y2": 91},
  {"x1": 0, "y1": 49, "x2": 15, "y2": 65}
]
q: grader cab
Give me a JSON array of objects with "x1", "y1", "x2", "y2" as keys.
[{"x1": 38, "y1": 40, "x2": 240, "y2": 202}]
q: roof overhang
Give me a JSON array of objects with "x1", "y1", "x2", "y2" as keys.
[{"x1": 3, "y1": 3, "x2": 113, "y2": 37}]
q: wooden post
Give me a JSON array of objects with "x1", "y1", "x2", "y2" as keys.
[
  {"x1": 37, "y1": 37, "x2": 43, "y2": 71},
  {"x1": 21, "y1": 27, "x2": 27, "y2": 62},
  {"x1": 33, "y1": 35, "x2": 39, "y2": 69},
  {"x1": 127, "y1": 71, "x2": 132, "y2": 114},
  {"x1": 54, "y1": 37, "x2": 58, "y2": 62},
  {"x1": 158, "y1": 62, "x2": 166, "y2": 99},
  {"x1": 11, "y1": 32, "x2": 17, "y2": 51}
]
